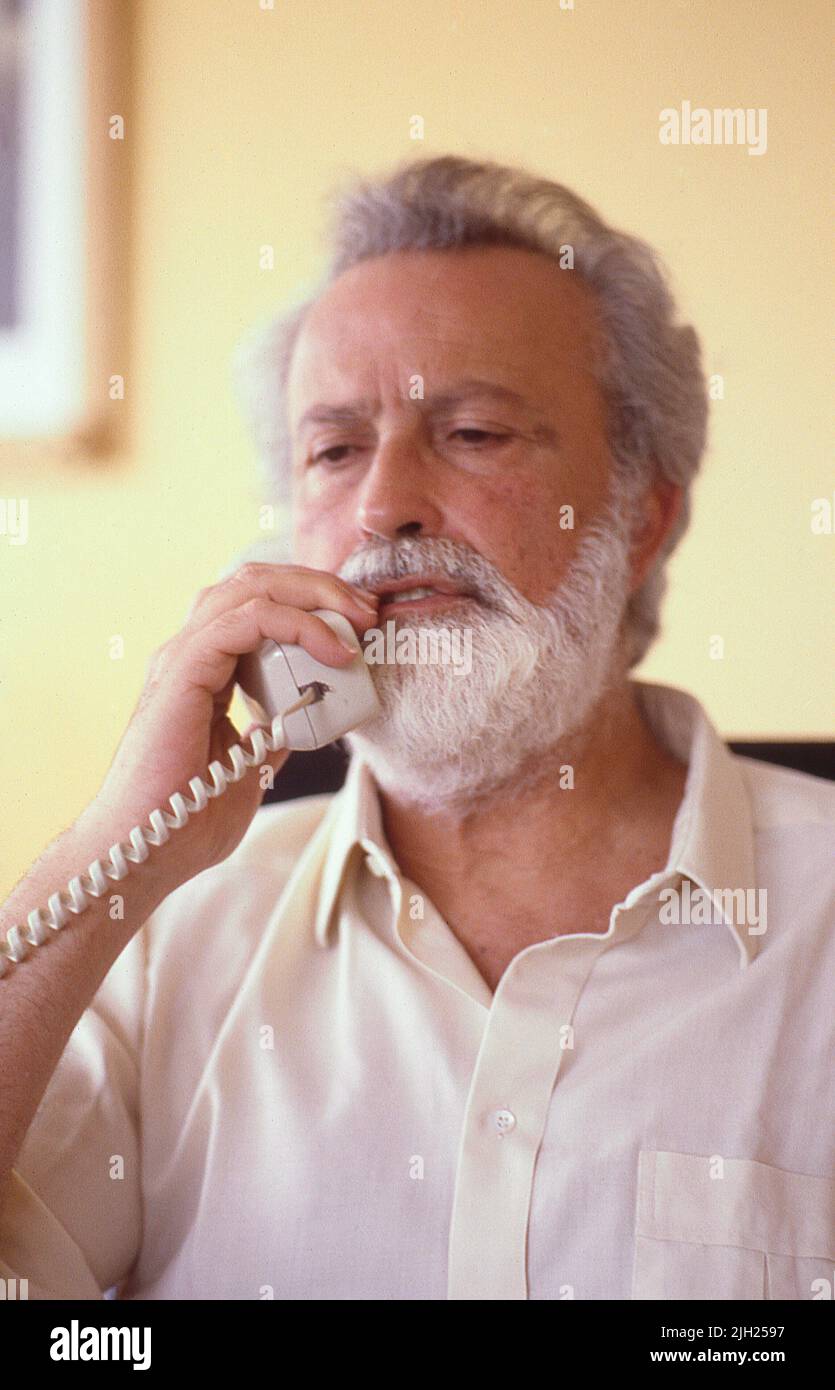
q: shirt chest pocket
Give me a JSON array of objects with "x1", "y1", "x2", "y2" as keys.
[{"x1": 632, "y1": 1150, "x2": 835, "y2": 1300}]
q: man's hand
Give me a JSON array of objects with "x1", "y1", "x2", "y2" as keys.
[{"x1": 85, "y1": 564, "x2": 379, "y2": 887}]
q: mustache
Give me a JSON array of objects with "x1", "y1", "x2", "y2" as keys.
[{"x1": 337, "y1": 537, "x2": 504, "y2": 607}]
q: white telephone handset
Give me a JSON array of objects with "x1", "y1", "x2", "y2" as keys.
[
  {"x1": 235, "y1": 608, "x2": 380, "y2": 749},
  {"x1": 0, "y1": 611, "x2": 379, "y2": 977}
]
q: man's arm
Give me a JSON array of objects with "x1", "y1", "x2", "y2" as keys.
[
  {"x1": 0, "y1": 805, "x2": 184, "y2": 1195},
  {"x1": 1, "y1": 564, "x2": 376, "y2": 1230}
]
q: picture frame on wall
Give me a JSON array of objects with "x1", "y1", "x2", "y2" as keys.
[{"x1": 0, "y1": 0, "x2": 128, "y2": 463}]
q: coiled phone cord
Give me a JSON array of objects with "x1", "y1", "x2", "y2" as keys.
[{"x1": 0, "y1": 686, "x2": 322, "y2": 979}]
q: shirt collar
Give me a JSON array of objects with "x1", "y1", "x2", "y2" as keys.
[
  {"x1": 313, "y1": 755, "x2": 395, "y2": 947},
  {"x1": 635, "y1": 681, "x2": 759, "y2": 966},
  {"x1": 313, "y1": 680, "x2": 760, "y2": 968}
]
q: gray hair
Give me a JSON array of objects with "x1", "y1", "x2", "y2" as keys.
[{"x1": 231, "y1": 154, "x2": 709, "y2": 667}]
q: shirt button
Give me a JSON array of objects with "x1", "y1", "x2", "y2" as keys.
[{"x1": 492, "y1": 1108, "x2": 516, "y2": 1136}]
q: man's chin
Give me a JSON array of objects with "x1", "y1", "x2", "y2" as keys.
[
  {"x1": 343, "y1": 681, "x2": 568, "y2": 807},
  {"x1": 343, "y1": 726, "x2": 496, "y2": 806},
  {"x1": 345, "y1": 719, "x2": 576, "y2": 809}
]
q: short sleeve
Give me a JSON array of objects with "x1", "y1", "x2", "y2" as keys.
[{"x1": 0, "y1": 925, "x2": 147, "y2": 1300}]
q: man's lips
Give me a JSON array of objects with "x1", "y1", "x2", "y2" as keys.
[
  {"x1": 376, "y1": 593, "x2": 472, "y2": 618},
  {"x1": 359, "y1": 576, "x2": 478, "y2": 617}
]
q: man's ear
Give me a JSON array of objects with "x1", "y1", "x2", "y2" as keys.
[{"x1": 628, "y1": 479, "x2": 683, "y2": 596}]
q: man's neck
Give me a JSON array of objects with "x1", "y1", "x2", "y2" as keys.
[{"x1": 375, "y1": 680, "x2": 690, "y2": 990}]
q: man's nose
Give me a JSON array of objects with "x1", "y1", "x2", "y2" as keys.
[{"x1": 355, "y1": 431, "x2": 444, "y2": 542}]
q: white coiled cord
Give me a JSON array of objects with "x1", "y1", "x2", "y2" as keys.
[{"x1": 0, "y1": 686, "x2": 320, "y2": 979}]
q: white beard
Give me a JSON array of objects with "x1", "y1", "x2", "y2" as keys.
[{"x1": 339, "y1": 490, "x2": 636, "y2": 808}]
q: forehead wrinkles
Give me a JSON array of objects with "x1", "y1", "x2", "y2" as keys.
[
  {"x1": 288, "y1": 254, "x2": 608, "y2": 420},
  {"x1": 300, "y1": 289, "x2": 582, "y2": 359},
  {"x1": 294, "y1": 294, "x2": 489, "y2": 368}
]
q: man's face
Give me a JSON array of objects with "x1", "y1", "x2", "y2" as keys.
[
  {"x1": 283, "y1": 244, "x2": 639, "y2": 805},
  {"x1": 287, "y1": 244, "x2": 614, "y2": 596}
]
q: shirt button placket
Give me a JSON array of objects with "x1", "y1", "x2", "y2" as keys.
[{"x1": 447, "y1": 938, "x2": 609, "y2": 1300}]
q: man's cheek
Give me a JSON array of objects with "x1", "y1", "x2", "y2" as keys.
[{"x1": 292, "y1": 507, "x2": 344, "y2": 569}]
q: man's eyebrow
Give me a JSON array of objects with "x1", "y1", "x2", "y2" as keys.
[{"x1": 297, "y1": 378, "x2": 559, "y2": 441}]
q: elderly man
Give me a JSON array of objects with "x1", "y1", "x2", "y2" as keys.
[{"x1": 1, "y1": 156, "x2": 833, "y2": 1302}]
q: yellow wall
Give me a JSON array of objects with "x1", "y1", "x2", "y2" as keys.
[{"x1": 1, "y1": 0, "x2": 832, "y2": 897}]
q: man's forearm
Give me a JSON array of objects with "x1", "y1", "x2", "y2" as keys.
[{"x1": 0, "y1": 807, "x2": 183, "y2": 1189}]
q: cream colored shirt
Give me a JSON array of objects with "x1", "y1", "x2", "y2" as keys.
[{"x1": 2, "y1": 681, "x2": 834, "y2": 1301}]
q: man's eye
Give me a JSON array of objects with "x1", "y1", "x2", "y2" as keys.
[
  {"x1": 449, "y1": 429, "x2": 510, "y2": 446},
  {"x1": 311, "y1": 432, "x2": 510, "y2": 463},
  {"x1": 311, "y1": 445, "x2": 356, "y2": 465}
]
